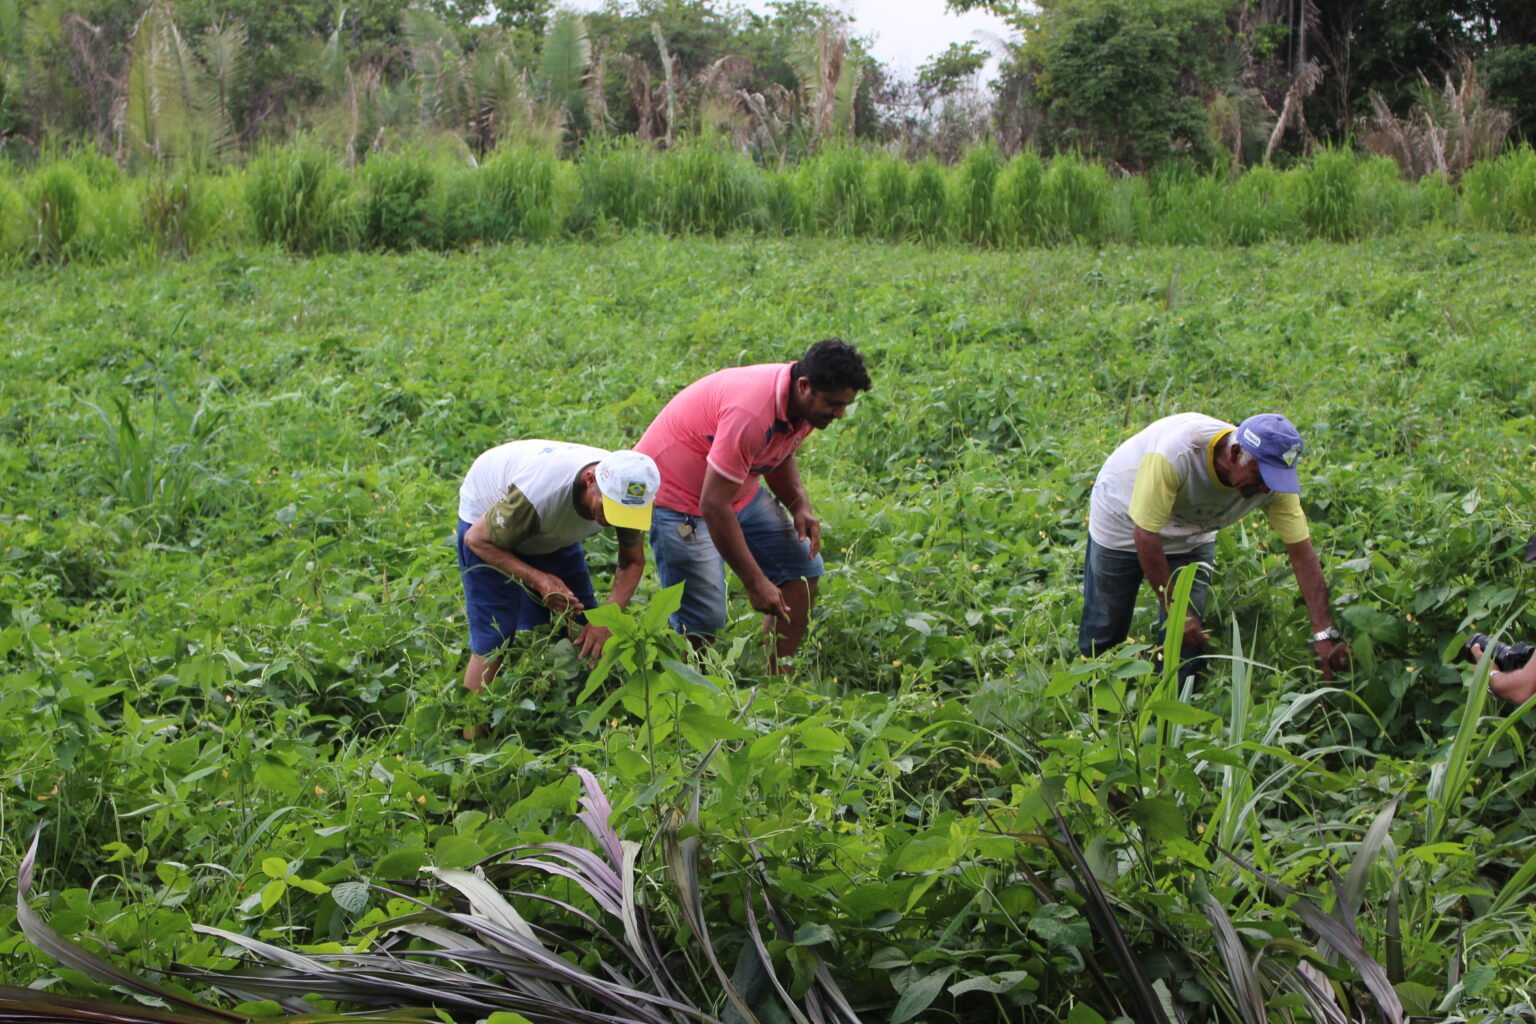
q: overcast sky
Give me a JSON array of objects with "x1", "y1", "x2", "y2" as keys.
[
  {"x1": 823, "y1": 1, "x2": 1015, "y2": 77},
  {"x1": 561, "y1": 1, "x2": 1018, "y2": 79}
]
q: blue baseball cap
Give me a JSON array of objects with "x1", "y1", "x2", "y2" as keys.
[{"x1": 1235, "y1": 414, "x2": 1304, "y2": 494}]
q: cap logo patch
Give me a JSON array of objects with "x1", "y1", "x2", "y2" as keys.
[
  {"x1": 623, "y1": 481, "x2": 647, "y2": 505},
  {"x1": 1281, "y1": 444, "x2": 1300, "y2": 467},
  {"x1": 1242, "y1": 427, "x2": 1262, "y2": 448}
]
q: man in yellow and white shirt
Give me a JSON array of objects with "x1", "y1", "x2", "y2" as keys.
[{"x1": 1079, "y1": 412, "x2": 1350, "y2": 680}]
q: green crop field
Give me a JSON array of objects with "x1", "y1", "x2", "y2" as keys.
[{"x1": 3, "y1": 232, "x2": 1535, "y2": 1022}]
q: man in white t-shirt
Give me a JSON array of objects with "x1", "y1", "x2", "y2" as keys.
[
  {"x1": 1078, "y1": 412, "x2": 1351, "y2": 680},
  {"x1": 456, "y1": 442, "x2": 660, "y2": 694}
]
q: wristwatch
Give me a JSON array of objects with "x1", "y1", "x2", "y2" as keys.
[{"x1": 1311, "y1": 627, "x2": 1342, "y2": 643}]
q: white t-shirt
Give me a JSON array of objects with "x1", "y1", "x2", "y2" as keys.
[
  {"x1": 458, "y1": 441, "x2": 608, "y2": 555},
  {"x1": 1088, "y1": 412, "x2": 1309, "y2": 554}
]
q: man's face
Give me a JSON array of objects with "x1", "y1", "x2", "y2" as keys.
[
  {"x1": 580, "y1": 466, "x2": 609, "y2": 524},
  {"x1": 796, "y1": 383, "x2": 859, "y2": 430},
  {"x1": 1228, "y1": 450, "x2": 1269, "y2": 498}
]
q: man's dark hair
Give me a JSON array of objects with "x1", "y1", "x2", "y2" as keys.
[{"x1": 794, "y1": 338, "x2": 871, "y2": 393}]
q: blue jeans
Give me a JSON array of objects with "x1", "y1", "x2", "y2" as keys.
[
  {"x1": 1079, "y1": 536, "x2": 1214, "y2": 677},
  {"x1": 650, "y1": 486, "x2": 825, "y2": 636},
  {"x1": 456, "y1": 520, "x2": 598, "y2": 657}
]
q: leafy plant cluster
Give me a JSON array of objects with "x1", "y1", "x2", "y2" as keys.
[
  {"x1": 2, "y1": 235, "x2": 1536, "y2": 1020},
  {"x1": 9, "y1": 141, "x2": 1536, "y2": 265}
]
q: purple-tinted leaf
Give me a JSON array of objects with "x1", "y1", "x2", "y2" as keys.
[
  {"x1": 15, "y1": 833, "x2": 243, "y2": 1022},
  {"x1": 573, "y1": 767, "x2": 625, "y2": 869}
]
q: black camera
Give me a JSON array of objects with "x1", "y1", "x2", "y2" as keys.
[{"x1": 1460, "y1": 633, "x2": 1536, "y2": 672}]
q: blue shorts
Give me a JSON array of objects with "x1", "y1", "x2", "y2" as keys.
[
  {"x1": 456, "y1": 520, "x2": 598, "y2": 657},
  {"x1": 649, "y1": 486, "x2": 825, "y2": 636}
]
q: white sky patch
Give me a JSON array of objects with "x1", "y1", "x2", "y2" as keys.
[{"x1": 556, "y1": 0, "x2": 1018, "y2": 80}]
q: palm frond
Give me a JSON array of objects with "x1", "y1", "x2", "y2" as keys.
[
  {"x1": 196, "y1": 21, "x2": 246, "y2": 160},
  {"x1": 536, "y1": 7, "x2": 591, "y2": 125},
  {"x1": 121, "y1": 0, "x2": 201, "y2": 165}
]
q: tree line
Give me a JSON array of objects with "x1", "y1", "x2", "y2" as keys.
[{"x1": 1, "y1": 0, "x2": 1533, "y2": 175}]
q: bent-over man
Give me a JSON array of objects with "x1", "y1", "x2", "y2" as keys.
[
  {"x1": 457, "y1": 442, "x2": 659, "y2": 693},
  {"x1": 1079, "y1": 412, "x2": 1351, "y2": 680},
  {"x1": 635, "y1": 339, "x2": 871, "y2": 671}
]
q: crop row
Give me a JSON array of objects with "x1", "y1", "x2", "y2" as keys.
[{"x1": 6, "y1": 140, "x2": 1536, "y2": 264}]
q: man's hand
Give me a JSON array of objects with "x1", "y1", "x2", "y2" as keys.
[
  {"x1": 576, "y1": 623, "x2": 612, "y2": 665},
  {"x1": 745, "y1": 576, "x2": 791, "y2": 620},
  {"x1": 791, "y1": 505, "x2": 821, "y2": 559},
  {"x1": 1181, "y1": 613, "x2": 1209, "y2": 649},
  {"x1": 1315, "y1": 638, "x2": 1351, "y2": 681},
  {"x1": 533, "y1": 572, "x2": 583, "y2": 614}
]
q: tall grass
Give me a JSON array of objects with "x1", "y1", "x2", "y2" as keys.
[
  {"x1": 655, "y1": 136, "x2": 763, "y2": 236},
  {"x1": 868, "y1": 150, "x2": 910, "y2": 242},
  {"x1": 802, "y1": 144, "x2": 871, "y2": 237},
  {"x1": 906, "y1": 157, "x2": 949, "y2": 244},
  {"x1": 8, "y1": 142, "x2": 1536, "y2": 263},
  {"x1": 452, "y1": 142, "x2": 566, "y2": 244},
  {"x1": 1038, "y1": 152, "x2": 1109, "y2": 244},
  {"x1": 246, "y1": 141, "x2": 351, "y2": 253},
  {"x1": 358, "y1": 150, "x2": 443, "y2": 250},
  {"x1": 576, "y1": 136, "x2": 656, "y2": 232},
  {"x1": 1297, "y1": 145, "x2": 1367, "y2": 242},
  {"x1": 951, "y1": 142, "x2": 1001, "y2": 245},
  {"x1": 995, "y1": 150, "x2": 1045, "y2": 246},
  {"x1": 1462, "y1": 143, "x2": 1536, "y2": 232}
]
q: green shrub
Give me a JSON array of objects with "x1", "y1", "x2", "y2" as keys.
[
  {"x1": 359, "y1": 151, "x2": 443, "y2": 250},
  {"x1": 576, "y1": 137, "x2": 656, "y2": 232},
  {"x1": 1144, "y1": 164, "x2": 1224, "y2": 245},
  {"x1": 0, "y1": 175, "x2": 23, "y2": 263},
  {"x1": 24, "y1": 163, "x2": 85, "y2": 263},
  {"x1": 79, "y1": 174, "x2": 146, "y2": 262},
  {"x1": 1223, "y1": 164, "x2": 1290, "y2": 244},
  {"x1": 995, "y1": 150, "x2": 1045, "y2": 246},
  {"x1": 1039, "y1": 153, "x2": 1109, "y2": 244},
  {"x1": 450, "y1": 143, "x2": 565, "y2": 244},
  {"x1": 655, "y1": 137, "x2": 763, "y2": 236},
  {"x1": 246, "y1": 142, "x2": 351, "y2": 253},
  {"x1": 761, "y1": 168, "x2": 803, "y2": 236},
  {"x1": 1416, "y1": 171, "x2": 1460, "y2": 228},
  {"x1": 907, "y1": 158, "x2": 950, "y2": 244},
  {"x1": 867, "y1": 151, "x2": 910, "y2": 242},
  {"x1": 952, "y1": 142, "x2": 1002, "y2": 245},
  {"x1": 1296, "y1": 146, "x2": 1365, "y2": 241},
  {"x1": 1355, "y1": 154, "x2": 1417, "y2": 235},
  {"x1": 805, "y1": 144, "x2": 871, "y2": 237},
  {"x1": 139, "y1": 172, "x2": 225, "y2": 257},
  {"x1": 1462, "y1": 143, "x2": 1536, "y2": 232}
]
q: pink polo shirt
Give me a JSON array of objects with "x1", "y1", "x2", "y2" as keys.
[{"x1": 636, "y1": 363, "x2": 814, "y2": 516}]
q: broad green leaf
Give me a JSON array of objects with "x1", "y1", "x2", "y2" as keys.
[
  {"x1": 433, "y1": 835, "x2": 489, "y2": 869},
  {"x1": 889, "y1": 837, "x2": 955, "y2": 874},
  {"x1": 260, "y1": 857, "x2": 289, "y2": 879},
  {"x1": 891, "y1": 967, "x2": 954, "y2": 1024},
  {"x1": 1126, "y1": 795, "x2": 1187, "y2": 841},
  {"x1": 372, "y1": 846, "x2": 429, "y2": 878},
  {"x1": 799, "y1": 725, "x2": 847, "y2": 751},
  {"x1": 792, "y1": 922, "x2": 836, "y2": 947},
  {"x1": 660, "y1": 658, "x2": 721, "y2": 693},
  {"x1": 950, "y1": 970, "x2": 1036, "y2": 995},
  {"x1": 259, "y1": 878, "x2": 287, "y2": 912},
  {"x1": 1143, "y1": 699, "x2": 1216, "y2": 725},
  {"x1": 331, "y1": 881, "x2": 370, "y2": 914},
  {"x1": 677, "y1": 704, "x2": 753, "y2": 750}
]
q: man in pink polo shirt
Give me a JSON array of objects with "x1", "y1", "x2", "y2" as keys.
[{"x1": 636, "y1": 339, "x2": 871, "y2": 670}]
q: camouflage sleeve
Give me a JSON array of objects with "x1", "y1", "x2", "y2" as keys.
[{"x1": 483, "y1": 484, "x2": 542, "y2": 552}]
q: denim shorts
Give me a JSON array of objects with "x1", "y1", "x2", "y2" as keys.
[
  {"x1": 457, "y1": 520, "x2": 598, "y2": 657},
  {"x1": 650, "y1": 486, "x2": 825, "y2": 635}
]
